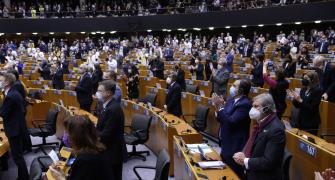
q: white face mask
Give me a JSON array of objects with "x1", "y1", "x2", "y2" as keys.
[
  {"x1": 128, "y1": 69, "x2": 132, "y2": 74},
  {"x1": 217, "y1": 64, "x2": 223, "y2": 70},
  {"x1": 249, "y1": 107, "x2": 261, "y2": 121},
  {"x1": 166, "y1": 77, "x2": 172, "y2": 84},
  {"x1": 195, "y1": 60, "x2": 199, "y2": 64},
  {"x1": 95, "y1": 92, "x2": 104, "y2": 102}
]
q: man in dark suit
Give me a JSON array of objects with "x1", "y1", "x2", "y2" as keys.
[
  {"x1": 164, "y1": 74, "x2": 182, "y2": 117},
  {"x1": 213, "y1": 79, "x2": 252, "y2": 179},
  {"x1": 96, "y1": 80, "x2": 126, "y2": 180},
  {"x1": 149, "y1": 56, "x2": 164, "y2": 79},
  {"x1": 317, "y1": 35, "x2": 329, "y2": 54},
  {"x1": 8, "y1": 69, "x2": 32, "y2": 153},
  {"x1": 233, "y1": 93, "x2": 286, "y2": 180},
  {"x1": 74, "y1": 64, "x2": 93, "y2": 112},
  {"x1": 175, "y1": 63, "x2": 186, "y2": 91},
  {"x1": 0, "y1": 72, "x2": 29, "y2": 180},
  {"x1": 322, "y1": 62, "x2": 335, "y2": 103},
  {"x1": 51, "y1": 63, "x2": 65, "y2": 90},
  {"x1": 192, "y1": 59, "x2": 204, "y2": 80}
]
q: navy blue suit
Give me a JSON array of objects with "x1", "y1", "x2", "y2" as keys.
[
  {"x1": 217, "y1": 96, "x2": 252, "y2": 179},
  {"x1": 0, "y1": 88, "x2": 29, "y2": 179},
  {"x1": 75, "y1": 73, "x2": 93, "y2": 111}
]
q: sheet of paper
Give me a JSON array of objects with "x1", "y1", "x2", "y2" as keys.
[
  {"x1": 48, "y1": 150, "x2": 59, "y2": 163},
  {"x1": 198, "y1": 161, "x2": 225, "y2": 169}
]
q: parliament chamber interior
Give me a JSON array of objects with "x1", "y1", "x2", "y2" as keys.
[{"x1": 0, "y1": 0, "x2": 334, "y2": 180}]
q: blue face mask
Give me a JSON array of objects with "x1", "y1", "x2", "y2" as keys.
[{"x1": 230, "y1": 86, "x2": 236, "y2": 98}]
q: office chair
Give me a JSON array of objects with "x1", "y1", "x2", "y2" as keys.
[
  {"x1": 186, "y1": 85, "x2": 199, "y2": 94},
  {"x1": 133, "y1": 149, "x2": 170, "y2": 180},
  {"x1": 282, "y1": 149, "x2": 293, "y2": 180},
  {"x1": 139, "y1": 92, "x2": 157, "y2": 106},
  {"x1": 182, "y1": 105, "x2": 210, "y2": 132},
  {"x1": 124, "y1": 114, "x2": 152, "y2": 161},
  {"x1": 30, "y1": 156, "x2": 53, "y2": 180},
  {"x1": 29, "y1": 109, "x2": 59, "y2": 155}
]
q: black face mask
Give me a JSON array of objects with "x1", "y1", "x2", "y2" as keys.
[{"x1": 301, "y1": 78, "x2": 310, "y2": 86}]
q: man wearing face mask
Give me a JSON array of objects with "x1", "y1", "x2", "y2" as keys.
[
  {"x1": 0, "y1": 72, "x2": 29, "y2": 180},
  {"x1": 95, "y1": 80, "x2": 126, "y2": 180},
  {"x1": 212, "y1": 79, "x2": 252, "y2": 179},
  {"x1": 164, "y1": 74, "x2": 182, "y2": 117},
  {"x1": 211, "y1": 59, "x2": 230, "y2": 97},
  {"x1": 233, "y1": 93, "x2": 285, "y2": 180},
  {"x1": 73, "y1": 64, "x2": 93, "y2": 112}
]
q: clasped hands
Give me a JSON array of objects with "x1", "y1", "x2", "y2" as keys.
[
  {"x1": 286, "y1": 89, "x2": 303, "y2": 103},
  {"x1": 233, "y1": 152, "x2": 246, "y2": 166}
]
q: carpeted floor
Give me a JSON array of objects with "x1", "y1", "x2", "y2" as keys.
[{"x1": 0, "y1": 135, "x2": 219, "y2": 180}]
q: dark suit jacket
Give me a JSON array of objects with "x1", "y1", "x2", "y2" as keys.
[
  {"x1": 150, "y1": 60, "x2": 164, "y2": 79},
  {"x1": 62, "y1": 60, "x2": 70, "y2": 74},
  {"x1": 194, "y1": 63, "x2": 204, "y2": 80},
  {"x1": 176, "y1": 69, "x2": 186, "y2": 91},
  {"x1": 318, "y1": 41, "x2": 329, "y2": 54},
  {"x1": 293, "y1": 87, "x2": 323, "y2": 130},
  {"x1": 165, "y1": 82, "x2": 182, "y2": 117},
  {"x1": 52, "y1": 68, "x2": 65, "y2": 90},
  {"x1": 68, "y1": 153, "x2": 109, "y2": 180},
  {"x1": 75, "y1": 73, "x2": 93, "y2": 105},
  {"x1": 91, "y1": 70, "x2": 103, "y2": 93},
  {"x1": 251, "y1": 62, "x2": 264, "y2": 87},
  {"x1": 0, "y1": 88, "x2": 26, "y2": 138},
  {"x1": 246, "y1": 116, "x2": 286, "y2": 180},
  {"x1": 217, "y1": 96, "x2": 251, "y2": 157},
  {"x1": 96, "y1": 99, "x2": 126, "y2": 164},
  {"x1": 323, "y1": 63, "x2": 335, "y2": 102}
]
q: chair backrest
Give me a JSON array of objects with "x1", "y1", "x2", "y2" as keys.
[
  {"x1": 194, "y1": 105, "x2": 210, "y2": 131},
  {"x1": 282, "y1": 149, "x2": 293, "y2": 180},
  {"x1": 144, "y1": 93, "x2": 157, "y2": 106},
  {"x1": 154, "y1": 149, "x2": 170, "y2": 180},
  {"x1": 131, "y1": 114, "x2": 152, "y2": 142},
  {"x1": 45, "y1": 109, "x2": 59, "y2": 133},
  {"x1": 186, "y1": 85, "x2": 199, "y2": 94},
  {"x1": 29, "y1": 156, "x2": 53, "y2": 180}
]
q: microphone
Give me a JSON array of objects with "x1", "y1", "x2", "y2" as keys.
[{"x1": 295, "y1": 128, "x2": 335, "y2": 144}]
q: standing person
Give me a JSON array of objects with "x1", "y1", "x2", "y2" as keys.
[
  {"x1": 192, "y1": 58, "x2": 204, "y2": 80},
  {"x1": 288, "y1": 71, "x2": 323, "y2": 135},
  {"x1": 263, "y1": 61, "x2": 289, "y2": 119},
  {"x1": 126, "y1": 65, "x2": 139, "y2": 100},
  {"x1": 164, "y1": 74, "x2": 182, "y2": 117},
  {"x1": 0, "y1": 72, "x2": 29, "y2": 180},
  {"x1": 74, "y1": 64, "x2": 93, "y2": 112},
  {"x1": 51, "y1": 63, "x2": 65, "y2": 90},
  {"x1": 211, "y1": 59, "x2": 230, "y2": 97},
  {"x1": 213, "y1": 79, "x2": 252, "y2": 179},
  {"x1": 233, "y1": 93, "x2": 286, "y2": 180},
  {"x1": 95, "y1": 80, "x2": 126, "y2": 180},
  {"x1": 149, "y1": 56, "x2": 164, "y2": 79},
  {"x1": 251, "y1": 53, "x2": 264, "y2": 87},
  {"x1": 91, "y1": 63, "x2": 103, "y2": 94},
  {"x1": 175, "y1": 63, "x2": 186, "y2": 91}
]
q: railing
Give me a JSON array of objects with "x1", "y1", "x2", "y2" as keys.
[{"x1": 0, "y1": 0, "x2": 333, "y2": 19}]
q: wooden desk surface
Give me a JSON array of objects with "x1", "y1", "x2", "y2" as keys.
[
  {"x1": 173, "y1": 136, "x2": 239, "y2": 180},
  {"x1": 0, "y1": 124, "x2": 9, "y2": 157},
  {"x1": 122, "y1": 100, "x2": 202, "y2": 176},
  {"x1": 286, "y1": 129, "x2": 335, "y2": 180}
]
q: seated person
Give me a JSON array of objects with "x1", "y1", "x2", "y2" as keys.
[{"x1": 49, "y1": 115, "x2": 108, "y2": 180}]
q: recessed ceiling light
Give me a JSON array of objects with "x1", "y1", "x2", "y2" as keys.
[
  {"x1": 65, "y1": 32, "x2": 70, "y2": 34},
  {"x1": 80, "y1": 32, "x2": 85, "y2": 34},
  {"x1": 101, "y1": 32, "x2": 105, "y2": 34},
  {"x1": 225, "y1": 26, "x2": 231, "y2": 29},
  {"x1": 295, "y1": 22, "x2": 301, "y2": 25},
  {"x1": 166, "y1": 29, "x2": 171, "y2": 32},
  {"x1": 314, "y1": 20, "x2": 321, "y2": 24},
  {"x1": 258, "y1": 24, "x2": 264, "y2": 27},
  {"x1": 276, "y1": 23, "x2": 282, "y2": 26},
  {"x1": 32, "y1": 32, "x2": 38, "y2": 35},
  {"x1": 91, "y1": 32, "x2": 96, "y2": 35},
  {"x1": 0, "y1": 33, "x2": 4, "y2": 36},
  {"x1": 49, "y1": 32, "x2": 54, "y2": 35},
  {"x1": 147, "y1": 29, "x2": 152, "y2": 32},
  {"x1": 193, "y1": 28, "x2": 201, "y2": 31},
  {"x1": 241, "y1": 25, "x2": 247, "y2": 28},
  {"x1": 208, "y1": 27, "x2": 214, "y2": 30},
  {"x1": 110, "y1": 31, "x2": 117, "y2": 34},
  {"x1": 16, "y1": 33, "x2": 22, "y2": 35}
]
